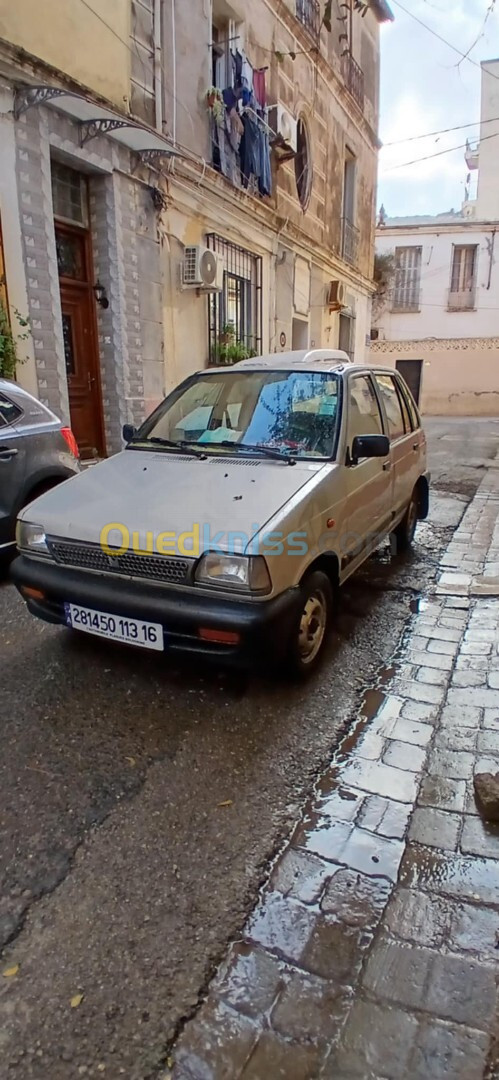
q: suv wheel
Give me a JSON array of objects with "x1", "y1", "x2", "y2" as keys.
[
  {"x1": 393, "y1": 488, "x2": 418, "y2": 552},
  {"x1": 284, "y1": 570, "x2": 332, "y2": 679}
]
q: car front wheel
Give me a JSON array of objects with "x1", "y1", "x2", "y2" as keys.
[{"x1": 284, "y1": 570, "x2": 332, "y2": 679}]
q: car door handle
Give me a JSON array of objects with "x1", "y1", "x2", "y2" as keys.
[
  {"x1": 0, "y1": 448, "x2": 18, "y2": 461},
  {"x1": 382, "y1": 460, "x2": 391, "y2": 471},
  {"x1": 412, "y1": 442, "x2": 419, "y2": 451}
]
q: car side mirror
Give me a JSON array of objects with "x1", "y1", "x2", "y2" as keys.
[
  {"x1": 350, "y1": 434, "x2": 390, "y2": 465},
  {"x1": 122, "y1": 423, "x2": 137, "y2": 443}
]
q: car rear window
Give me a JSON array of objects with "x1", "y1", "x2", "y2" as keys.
[{"x1": 0, "y1": 393, "x2": 23, "y2": 428}]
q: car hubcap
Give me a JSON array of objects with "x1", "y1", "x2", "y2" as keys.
[{"x1": 297, "y1": 589, "x2": 327, "y2": 663}]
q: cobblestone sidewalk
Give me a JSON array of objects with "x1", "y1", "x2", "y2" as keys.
[{"x1": 171, "y1": 467, "x2": 499, "y2": 1080}]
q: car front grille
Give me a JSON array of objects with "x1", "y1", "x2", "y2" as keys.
[{"x1": 47, "y1": 538, "x2": 191, "y2": 585}]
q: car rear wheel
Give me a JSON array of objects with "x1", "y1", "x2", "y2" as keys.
[
  {"x1": 392, "y1": 488, "x2": 418, "y2": 553},
  {"x1": 284, "y1": 570, "x2": 332, "y2": 679}
]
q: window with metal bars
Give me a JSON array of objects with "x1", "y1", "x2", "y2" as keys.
[
  {"x1": 206, "y1": 235, "x2": 262, "y2": 365},
  {"x1": 296, "y1": 0, "x2": 321, "y2": 37}
]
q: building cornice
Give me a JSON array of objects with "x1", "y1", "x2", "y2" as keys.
[{"x1": 377, "y1": 220, "x2": 499, "y2": 237}]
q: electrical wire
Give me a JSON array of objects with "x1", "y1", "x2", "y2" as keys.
[
  {"x1": 383, "y1": 113, "x2": 499, "y2": 148},
  {"x1": 383, "y1": 127, "x2": 499, "y2": 172},
  {"x1": 390, "y1": 0, "x2": 499, "y2": 82},
  {"x1": 455, "y1": 0, "x2": 496, "y2": 71}
]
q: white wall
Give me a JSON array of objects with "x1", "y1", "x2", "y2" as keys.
[
  {"x1": 375, "y1": 223, "x2": 499, "y2": 341},
  {"x1": 476, "y1": 60, "x2": 499, "y2": 222}
]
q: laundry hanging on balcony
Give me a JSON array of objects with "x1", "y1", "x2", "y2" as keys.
[{"x1": 214, "y1": 60, "x2": 272, "y2": 198}]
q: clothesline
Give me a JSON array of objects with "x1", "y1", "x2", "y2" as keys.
[{"x1": 242, "y1": 105, "x2": 276, "y2": 139}]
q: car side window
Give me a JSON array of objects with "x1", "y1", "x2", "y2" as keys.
[
  {"x1": 347, "y1": 375, "x2": 384, "y2": 445},
  {"x1": 0, "y1": 393, "x2": 23, "y2": 428},
  {"x1": 397, "y1": 377, "x2": 420, "y2": 431},
  {"x1": 374, "y1": 375, "x2": 405, "y2": 441},
  {"x1": 396, "y1": 382, "x2": 412, "y2": 433}
]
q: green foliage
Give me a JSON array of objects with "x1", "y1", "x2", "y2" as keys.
[
  {"x1": 323, "y1": 0, "x2": 370, "y2": 32},
  {"x1": 213, "y1": 325, "x2": 257, "y2": 365},
  {"x1": 0, "y1": 297, "x2": 30, "y2": 380},
  {"x1": 374, "y1": 251, "x2": 395, "y2": 290},
  {"x1": 205, "y1": 87, "x2": 224, "y2": 122}
]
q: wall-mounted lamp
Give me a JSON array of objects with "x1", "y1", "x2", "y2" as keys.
[{"x1": 93, "y1": 281, "x2": 109, "y2": 310}]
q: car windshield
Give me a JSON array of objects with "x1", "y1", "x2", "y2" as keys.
[{"x1": 134, "y1": 370, "x2": 341, "y2": 460}]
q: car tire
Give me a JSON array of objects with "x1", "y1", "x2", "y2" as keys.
[
  {"x1": 392, "y1": 488, "x2": 419, "y2": 553},
  {"x1": 283, "y1": 570, "x2": 333, "y2": 680}
]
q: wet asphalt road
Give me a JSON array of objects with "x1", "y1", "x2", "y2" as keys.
[{"x1": 0, "y1": 417, "x2": 497, "y2": 1079}]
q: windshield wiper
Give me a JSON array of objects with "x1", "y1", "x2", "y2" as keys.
[
  {"x1": 218, "y1": 440, "x2": 296, "y2": 465},
  {"x1": 130, "y1": 436, "x2": 207, "y2": 459}
]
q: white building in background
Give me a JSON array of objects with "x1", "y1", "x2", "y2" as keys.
[{"x1": 371, "y1": 58, "x2": 499, "y2": 416}]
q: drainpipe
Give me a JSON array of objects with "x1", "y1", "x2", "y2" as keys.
[
  {"x1": 171, "y1": 0, "x2": 177, "y2": 147},
  {"x1": 487, "y1": 229, "x2": 496, "y2": 290},
  {"x1": 154, "y1": 0, "x2": 163, "y2": 132}
]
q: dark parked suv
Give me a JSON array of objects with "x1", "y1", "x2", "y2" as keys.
[{"x1": 0, "y1": 379, "x2": 80, "y2": 558}]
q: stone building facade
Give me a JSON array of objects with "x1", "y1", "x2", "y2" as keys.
[{"x1": 0, "y1": 0, "x2": 391, "y2": 457}]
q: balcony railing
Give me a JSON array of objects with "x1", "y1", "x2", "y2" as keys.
[
  {"x1": 296, "y1": 0, "x2": 321, "y2": 38},
  {"x1": 342, "y1": 217, "x2": 359, "y2": 265},
  {"x1": 342, "y1": 51, "x2": 364, "y2": 111},
  {"x1": 448, "y1": 288, "x2": 476, "y2": 311}
]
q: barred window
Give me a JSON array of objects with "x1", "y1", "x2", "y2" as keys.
[{"x1": 207, "y1": 235, "x2": 262, "y2": 365}]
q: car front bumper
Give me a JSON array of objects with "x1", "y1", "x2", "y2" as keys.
[{"x1": 10, "y1": 555, "x2": 302, "y2": 665}]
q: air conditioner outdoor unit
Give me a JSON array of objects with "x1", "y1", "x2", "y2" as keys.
[
  {"x1": 269, "y1": 105, "x2": 298, "y2": 154},
  {"x1": 182, "y1": 246, "x2": 224, "y2": 291},
  {"x1": 327, "y1": 280, "x2": 346, "y2": 309}
]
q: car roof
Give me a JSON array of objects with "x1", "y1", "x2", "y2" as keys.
[{"x1": 205, "y1": 350, "x2": 398, "y2": 376}]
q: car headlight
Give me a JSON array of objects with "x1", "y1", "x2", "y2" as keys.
[
  {"x1": 195, "y1": 553, "x2": 271, "y2": 594},
  {"x1": 16, "y1": 521, "x2": 50, "y2": 556}
]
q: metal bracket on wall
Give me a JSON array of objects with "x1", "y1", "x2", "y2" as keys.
[
  {"x1": 131, "y1": 149, "x2": 174, "y2": 171},
  {"x1": 14, "y1": 86, "x2": 68, "y2": 120},
  {"x1": 79, "y1": 118, "x2": 132, "y2": 147}
]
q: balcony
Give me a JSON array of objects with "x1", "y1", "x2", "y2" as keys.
[
  {"x1": 296, "y1": 0, "x2": 321, "y2": 38},
  {"x1": 342, "y1": 51, "x2": 365, "y2": 111},
  {"x1": 342, "y1": 217, "x2": 359, "y2": 266},
  {"x1": 465, "y1": 139, "x2": 479, "y2": 171},
  {"x1": 448, "y1": 288, "x2": 476, "y2": 311}
]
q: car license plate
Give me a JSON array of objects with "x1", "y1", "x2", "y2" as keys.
[{"x1": 64, "y1": 603, "x2": 164, "y2": 651}]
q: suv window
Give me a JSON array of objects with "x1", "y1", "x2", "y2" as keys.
[
  {"x1": 374, "y1": 375, "x2": 405, "y2": 441},
  {"x1": 0, "y1": 393, "x2": 23, "y2": 428},
  {"x1": 347, "y1": 375, "x2": 384, "y2": 443}
]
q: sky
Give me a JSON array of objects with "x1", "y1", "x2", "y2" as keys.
[{"x1": 378, "y1": 0, "x2": 499, "y2": 217}]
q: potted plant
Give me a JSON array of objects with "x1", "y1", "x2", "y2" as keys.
[{"x1": 205, "y1": 87, "x2": 224, "y2": 122}]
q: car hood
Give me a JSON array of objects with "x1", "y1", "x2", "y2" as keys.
[{"x1": 21, "y1": 449, "x2": 325, "y2": 557}]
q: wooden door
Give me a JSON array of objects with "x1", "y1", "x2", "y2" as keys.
[
  {"x1": 396, "y1": 359, "x2": 422, "y2": 407},
  {"x1": 56, "y1": 222, "x2": 104, "y2": 459}
]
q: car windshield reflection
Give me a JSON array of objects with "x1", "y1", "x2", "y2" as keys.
[{"x1": 134, "y1": 370, "x2": 341, "y2": 460}]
